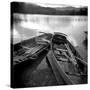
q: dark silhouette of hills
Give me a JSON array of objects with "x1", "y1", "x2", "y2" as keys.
[{"x1": 11, "y1": 2, "x2": 87, "y2": 15}]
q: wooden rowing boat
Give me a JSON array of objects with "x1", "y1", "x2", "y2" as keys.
[{"x1": 51, "y1": 32, "x2": 87, "y2": 84}]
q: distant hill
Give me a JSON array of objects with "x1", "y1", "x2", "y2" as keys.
[{"x1": 11, "y1": 2, "x2": 87, "y2": 15}]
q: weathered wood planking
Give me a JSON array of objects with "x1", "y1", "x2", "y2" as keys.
[{"x1": 46, "y1": 50, "x2": 73, "y2": 85}]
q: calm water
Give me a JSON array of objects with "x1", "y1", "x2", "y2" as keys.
[{"x1": 12, "y1": 14, "x2": 88, "y2": 61}]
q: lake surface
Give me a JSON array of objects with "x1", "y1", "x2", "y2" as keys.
[{"x1": 12, "y1": 14, "x2": 88, "y2": 61}]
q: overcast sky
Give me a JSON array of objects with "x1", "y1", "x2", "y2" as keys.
[{"x1": 14, "y1": 0, "x2": 87, "y2": 7}]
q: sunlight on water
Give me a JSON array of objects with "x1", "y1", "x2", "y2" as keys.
[{"x1": 13, "y1": 14, "x2": 87, "y2": 45}]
